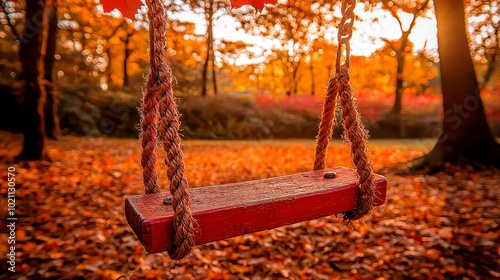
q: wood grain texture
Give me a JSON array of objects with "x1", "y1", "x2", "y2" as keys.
[{"x1": 125, "y1": 167, "x2": 387, "y2": 253}]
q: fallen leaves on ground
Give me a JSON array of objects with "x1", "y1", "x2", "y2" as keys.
[{"x1": 0, "y1": 132, "x2": 499, "y2": 279}]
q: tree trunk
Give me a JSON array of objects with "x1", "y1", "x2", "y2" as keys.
[
  {"x1": 382, "y1": 0, "x2": 427, "y2": 115},
  {"x1": 211, "y1": 57, "x2": 217, "y2": 95},
  {"x1": 201, "y1": 0, "x2": 214, "y2": 97},
  {"x1": 17, "y1": 0, "x2": 48, "y2": 161},
  {"x1": 201, "y1": 45, "x2": 209, "y2": 96},
  {"x1": 106, "y1": 47, "x2": 113, "y2": 85},
  {"x1": 481, "y1": 53, "x2": 497, "y2": 89},
  {"x1": 290, "y1": 59, "x2": 301, "y2": 96},
  {"x1": 390, "y1": 30, "x2": 411, "y2": 115},
  {"x1": 123, "y1": 33, "x2": 132, "y2": 88},
  {"x1": 410, "y1": 0, "x2": 500, "y2": 173},
  {"x1": 123, "y1": 47, "x2": 130, "y2": 87},
  {"x1": 392, "y1": 49, "x2": 405, "y2": 114},
  {"x1": 309, "y1": 62, "x2": 315, "y2": 95},
  {"x1": 44, "y1": 0, "x2": 61, "y2": 140}
]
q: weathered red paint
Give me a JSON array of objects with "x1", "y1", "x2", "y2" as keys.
[{"x1": 125, "y1": 167, "x2": 387, "y2": 253}]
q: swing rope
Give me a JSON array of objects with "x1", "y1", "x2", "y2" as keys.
[
  {"x1": 314, "y1": 0, "x2": 376, "y2": 221},
  {"x1": 139, "y1": 0, "x2": 375, "y2": 260},
  {"x1": 139, "y1": 0, "x2": 194, "y2": 260}
]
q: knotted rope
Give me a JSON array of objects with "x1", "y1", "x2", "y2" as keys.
[
  {"x1": 139, "y1": 0, "x2": 194, "y2": 259},
  {"x1": 314, "y1": 0, "x2": 375, "y2": 221}
]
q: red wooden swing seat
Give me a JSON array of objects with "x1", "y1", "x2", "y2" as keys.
[{"x1": 125, "y1": 167, "x2": 387, "y2": 253}]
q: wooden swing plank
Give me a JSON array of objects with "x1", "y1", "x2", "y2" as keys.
[{"x1": 125, "y1": 167, "x2": 387, "y2": 253}]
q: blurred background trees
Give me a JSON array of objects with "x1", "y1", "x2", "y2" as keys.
[
  {"x1": 0, "y1": 0, "x2": 498, "y2": 152},
  {"x1": 466, "y1": 0, "x2": 499, "y2": 90},
  {"x1": 1, "y1": 0, "x2": 496, "y2": 95}
]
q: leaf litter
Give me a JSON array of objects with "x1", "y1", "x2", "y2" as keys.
[{"x1": 0, "y1": 132, "x2": 498, "y2": 279}]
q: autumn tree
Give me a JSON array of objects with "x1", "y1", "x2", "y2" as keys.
[
  {"x1": 15, "y1": 0, "x2": 58, "y2": 160},
  {"x1": 165, "y1": 20, "x2": 205, "y2": 95},
  {"x1": 201, "y1": 0, "x2": 217, "y2": 96},
  {"x1": 43, "y1": 0, "x2": 61, "y2": 139},
  {"x1": 372, "y1": 41, "x2": 438, "y2": 95},
  {"x1": 105, "y1": 8, "x2": 152, "y2": 90},
  {"x1": 99, "y1": 1, "x2": 205, "y2": 93},
  {"x1": 1, "y1": 0, "x2": 61, "y2": 141},
  {"x1": 120, "y1": 22, "x2": 135, "y2": 88},
  {"x1": 216, "y1": 39, "x2": 258, "y2": 94},
  {"x1": 307, "y1": 39, "x2": 335, "y2": 96},
  {"x1": 364, "y1": 0, "x2": 430, "y2": 115},
  {"x1": 101, "y1": 19, "x2": 128, "y2": 87},
  {"x1": 56, "y1": 0, "x2": 98, "y2": 85},
  {"x1": 242, "y1": 0, "x2": 338, "y2": 96},
  {"x1": 466, "y1": 0, "x2": 499, "y2": 89},
  {"x1": 0, "y1": 0, "x2": 61, "y2": 158},
  {"x1": 52, "y1": 0, "x2": 151, "y2": 91},
  {"x1": 57, "y1": 1, "x2": 128, "y2": 88},
  {"x1": 410, "y1": 0, "x2": 500, "y2": 173},
  {"x1": 177, "y1": 0, "x2": 225, "y2": 96}
]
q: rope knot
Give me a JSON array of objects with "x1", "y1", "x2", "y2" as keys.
[
  {"x1": 337, "y1": 65, "x2": 351, "y2": 84},
  {"x1": 139, "y1": 0, "x2": 194, "y2": 260},
  {"x1": 315, "y1": 0, "x2": 375, "y2": 222}
]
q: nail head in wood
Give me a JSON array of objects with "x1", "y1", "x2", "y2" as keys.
[
  {"x1": 163, "y1": 196, "x2": 172, "y2": 205},
  {"x1": 323, "y1": 172, "x2": 338, "y2": 178}
]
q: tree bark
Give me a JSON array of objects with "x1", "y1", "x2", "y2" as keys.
[
  {"x1": 290, "y1": 59, "x2": 301, "y2": 96},
  {"x1": 123, "y1": 31, "x2": 134, "y2": 88},
  {"x1": 201, "y1": 43, "x2": 209, "y2": 96},
  {"x1": 391, "y1": 48, "x2": 405, "y2": 114},
  {"x1": 17, "y1": 0, "x2": 48, "y2": 161},
  {"x1": 309, "y1": 62, "x2": 315, "y2": 95},
  {"x1": 211, "y1": 55, "x2": 217, "y2": 95},
  {"x1": 409, "y1": 0, "x2": 500, "y2": 173},
  {"x1": 201, "y1": 0, "x2": 215, "y2": 97},
  {"x1": 123, "y1": 45, "x2": 130, "y2": 87},
  {"x1": 106, "y1": 46, "x2": 113, "y2": 84},
  {"x1": 44, "y1": 0, "x2": 61, "y2": 140},
  {"x1": 389, "y1": 26, "x2": 412, "y2": 115}
]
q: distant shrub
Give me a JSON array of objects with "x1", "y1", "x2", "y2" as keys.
[
  {"x1": 254, "y1": 94, "x2": 322, "y2": 117},
  {"x1": 2, "y1": 84, "x2": 498, "y2": 139},
  {"x1": 59, "y1": 88, "x2": 141, "y2": 137},
  {"x1": 178, "y1": 95, "x2": 320, "y2": 139}
]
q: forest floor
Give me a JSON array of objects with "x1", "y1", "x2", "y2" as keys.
[{"x1": 0, "y1": 132, "x2": 499, "y2": 280}]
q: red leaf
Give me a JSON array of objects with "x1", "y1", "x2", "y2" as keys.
[
  {"x1": 100, "y1": 0, "x2": 143, "y2": 19},
  {"x1": 230, "y1": 0, "x2": 277, "y2": 11}
]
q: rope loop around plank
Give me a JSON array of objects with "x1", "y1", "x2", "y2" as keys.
[
  {"x1": 139, "y1": 0, "x2": 194, "y2": 260},
  {"x1": 314, "y1": 0, "x2": 376, "y2": 221}
]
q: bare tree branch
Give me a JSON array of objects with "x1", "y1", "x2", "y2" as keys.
[
  {"x1": 381, "y1": 0, "x2": 404, "y2": 33},
  {"x1": 380, "y1": 37, "x2": 397, "y2": 51},
  {"x1": 406, "y1": 0, "x2": 430, "y2": 34}
]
